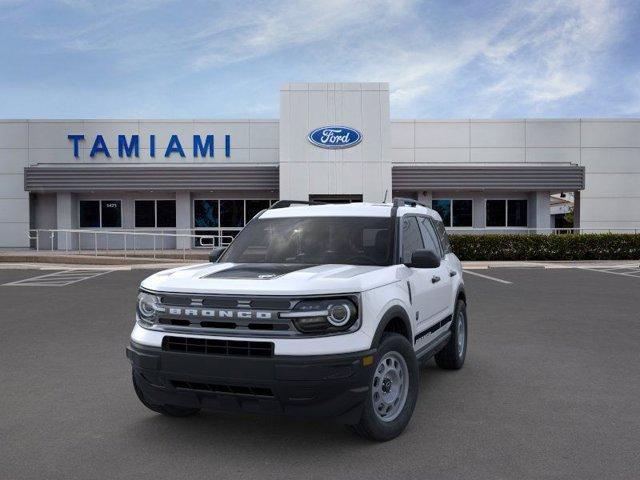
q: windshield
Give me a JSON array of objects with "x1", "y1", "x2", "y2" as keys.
[{"x1": 220, "y1": 216, "x2": 394, "y2": 266}]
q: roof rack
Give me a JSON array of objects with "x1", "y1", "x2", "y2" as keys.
[
  {"x1": 392, "y1": 197, "x2": 428, "y2": 208},
  {"x1": 269, "y1": 199, "x2": 323, "y2": 210}
]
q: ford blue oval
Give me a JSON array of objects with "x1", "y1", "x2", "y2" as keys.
[{"x1": 308, "y1": 126, "x2": 362, "y2": 149}]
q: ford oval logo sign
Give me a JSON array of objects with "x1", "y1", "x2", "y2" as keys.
[{"x1": 308, "y1": 126, "x2": 362, "y2": 149}]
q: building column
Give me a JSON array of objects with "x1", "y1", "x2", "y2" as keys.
[
  {"x1": 56, "y1": 192, "x2": 78, "y2": 250},
  {"x1": 417, "y1": 191, "x2": 432, "y2": 207},
  {"x1": 528, "y1": 191, "x2": 550, "y2": 233},
  {"x1": 573, "y1": 191, "x2": 581, "y2": 230},
  {"x1": 175, "y1": 191, "x2": 191, "y2": 250}
]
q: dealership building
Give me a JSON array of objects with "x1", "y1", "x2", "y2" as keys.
[{"x1": 0, "y1": 82, "x2": 638, "y2": 250}]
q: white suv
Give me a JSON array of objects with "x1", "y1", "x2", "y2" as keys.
[{"x1": 127, "y1": 198, "x2": 467, "y2": 441}]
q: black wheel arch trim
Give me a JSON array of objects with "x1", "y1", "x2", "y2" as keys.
[{"x1": 371, "y1": 305, "x2": 413, "y2": 347}]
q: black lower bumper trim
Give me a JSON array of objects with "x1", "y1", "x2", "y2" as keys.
[{"x1": 126, "y1": 341, "x2": 375, "y2": 423}]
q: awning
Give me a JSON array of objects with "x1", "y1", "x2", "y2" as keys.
[
  {"x1": 24, "y1": 165, "x2": 279, "y2": 192},
  {"x1": 392, "y1": 164, "x2": 585, "y2": 191}
]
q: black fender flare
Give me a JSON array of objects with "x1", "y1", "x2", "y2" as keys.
[
  {"x1": 456, "y1": 284, "x2": 466, "y2": 305},
  {"x1": 371, "y1": 305, "x2": 413, "y2": 348}
]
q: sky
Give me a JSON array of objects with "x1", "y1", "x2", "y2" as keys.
[{"x1": 1, "y1": 0, "x2": 639, "y2": 119}]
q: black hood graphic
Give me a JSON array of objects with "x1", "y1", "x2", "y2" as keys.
[{"x1": 204, "y1": 264, "x2": 316, "y2": 280}]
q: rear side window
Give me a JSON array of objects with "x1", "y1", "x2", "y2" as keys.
[
  {"x1": 432, "y1": 218, "x2": 452, "y2": 254},
  {"x1": 401, "y1": 216, "x2": 424, "y2": 263}
]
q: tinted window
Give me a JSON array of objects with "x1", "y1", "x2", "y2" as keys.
[
  {"x1": 401, "y1": 216, "x2": 424, "y2": 264},
  {"x1": 418, "y1": 217, "x2": 442, "y2": 256},
  {"x1": 135, "y1": 201, "x2": 155, "y2": 228},
  {"x1": 246, "y1": 200, "x2": 270, "y2": 221},
  {"x1": 452, "y1": 200, "x2": 473, "y2": 227},
  {"x1": 220, "y1": 200, "x2": 244, "y2": 227},
  {"x1": 101, "y1": 200, "x2": 121, "y2": 228},
  {"x1": 432, "y1": 200, "x2": 451, "y2": 227},
  {"x1": 221, "y1": 217, "x2": 393, "y2": 266},
  {"x1": 79, "y1": 201, "x2": 100, "y2": 228},
  {"x1": 157, "y1": 200, "x2": 176, "y2": 228},
  {"x1": 486, "y1": 200, "x2": 506, "y2": 227},
  {"x1": 508, "y1": 200, "x2": 528, "y2": 227},
  {"x1": 432, "y1": 218, "x2": 452, "y2": 254},
  {"x1": 194, "y1": 200, "x2": 219, "y2": 227}
]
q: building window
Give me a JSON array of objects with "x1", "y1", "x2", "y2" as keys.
[
  {"x1": 220, "y1": 200, "x2": 244, "y2": 227},
  {"x1": 246, "y1": 200, "x2": 270, "y2": 221},
  {"x1": 507, "y1": 200, "x2": 528, "y2": 227},
  {"x1": 135, "y1": 200, "x2": 176, "y2": 228},
  {"x1": 79, "y1": 200, "x2": 121, "y2": 228},
  {"x1": 486, "y1": 199, "x2": 528, "y2": 227},
  {"x1": 432, "y1": 199, "x2": 473, "y2": 227}
]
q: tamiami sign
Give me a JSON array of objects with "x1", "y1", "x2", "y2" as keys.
[{"x1": 67, "y1": 134, "x2": 232, "y2": 158}]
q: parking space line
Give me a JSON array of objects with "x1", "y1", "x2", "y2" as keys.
[
  {"x1": 2, "y1": 269, "x2": 115, "y2": 287},
  {"x1": 577, "y1": 266, "x2": 640, "y2": 279},
  {"x1": 462, "y1": 270, "x2": 513, "y2": 284}
]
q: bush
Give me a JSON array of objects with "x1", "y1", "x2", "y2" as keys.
[{"x1": 449, "y1": 234, "x2": 640, "y2": 261}]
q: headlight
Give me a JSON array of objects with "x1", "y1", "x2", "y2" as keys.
[
  {"x1": 281, "y1": 297, "x2": 359, "y2": 334},
  {"x1": 137, "y1": 291, "x2": 161, "y2": 325}
]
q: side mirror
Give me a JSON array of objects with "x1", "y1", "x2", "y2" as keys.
[
  {"x1": 208, "y1": 246, "x2": 226, "y2": 263},
  {"x1": 406, "y1": 249, "x2": 440, "y2": 269}
]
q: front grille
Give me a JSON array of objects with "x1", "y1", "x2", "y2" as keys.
[
  {"x1": 171, "y1": 380, "x2": 274, "y2": 397},
  {"x1": 162, "y1": 336, "x2": 274, "y2": 357}
]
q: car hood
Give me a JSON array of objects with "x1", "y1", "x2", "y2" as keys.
[{"x1": 140, "y1": 262, "x2": 400, "y2": 295}]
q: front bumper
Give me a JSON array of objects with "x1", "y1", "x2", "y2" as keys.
[{"x1": 126, "y1": 340, "x2": 376, "y2": 423}]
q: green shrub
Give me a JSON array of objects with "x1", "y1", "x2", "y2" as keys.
[{"x1": 449, "y1": 234, "x2": 640, "y2": 261}]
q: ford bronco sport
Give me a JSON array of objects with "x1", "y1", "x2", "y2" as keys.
[{"x1": 127, "y1": 198, "x2": 467, "y2": 441}]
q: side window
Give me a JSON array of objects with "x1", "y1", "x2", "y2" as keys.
[
  {"x1": 401, "y1": 216, "x2": 424, "y2": 263},
  {"x1": 418, "y1": 217, "x2": 442, "y2": 257},
  {"x1": 431, "y1": 218, "x2": 452, "y2": 254}
]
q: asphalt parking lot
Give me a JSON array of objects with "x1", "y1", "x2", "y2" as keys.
[{"x1": 1, "y1": 266, "x2": 639, "y2": 479}]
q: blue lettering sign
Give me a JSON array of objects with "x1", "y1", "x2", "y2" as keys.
[
  {"x1": 68, "y1": 133, "x2": 232, "y2": 159},
  {"x1": 308, "y1": 126, "x2": 362, "y2": 149},
  {"x1": 118, "y1": 135, "x2": 139, "y2": 157},
  {"x1": 67, "y1": 134, "x2": 84, "y2": 158},
  {"x1": 90, "y1": 134, "x2": 111, "y2": 157},
  {"x1": 194, "y1": 134, "x2": 214, "y2": 157},
  {"x1": 150, "y1": 135, "x2": 156, "y2": 157},
  {"x1": 164, "y1": 134, "x2": 185, "y2": 157}
]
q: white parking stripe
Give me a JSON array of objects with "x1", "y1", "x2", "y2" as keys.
[
  {"x1": 2, "y1": 269, "x2": 115, "y2": 287},
  {"x1": 577, "y1": 266, "x2": 640, "y2": 279},
  {"x1": 462, "y1": 269, "x2": 513, "y2": 284}
]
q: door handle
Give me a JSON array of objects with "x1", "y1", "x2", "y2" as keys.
[
  {"x1": 449, "y1": 270, "x2": 457, "y2": 277},
  {"x1": 431, "y1": 275, "x2": 441, "y2": 284}
]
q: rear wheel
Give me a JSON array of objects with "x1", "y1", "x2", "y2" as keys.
[
  {"x1": 351, "y1": 333, "x2": 419, "y2": 441},
  {"x1": 435, "y1": 299, "x2": 467, "y2": 370},
  {"x1": 132, "y1": 372, "x2": 200, "y2": 417}
]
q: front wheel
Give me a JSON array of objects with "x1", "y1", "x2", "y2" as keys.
[
  {"x1": 434, "y1": 299, "x2": 467, "y2": 370},
  {"x1": 351, "y1": 333, "x2": 419, "y2": 441}
]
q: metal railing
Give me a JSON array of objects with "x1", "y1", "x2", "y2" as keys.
[{"x1": 27, "y1": 228, "x2": 235, "y2": 259}]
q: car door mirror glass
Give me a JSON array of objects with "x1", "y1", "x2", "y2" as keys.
[{"x1": 406, "y1": 249, "x2": 440, "y2": 269}]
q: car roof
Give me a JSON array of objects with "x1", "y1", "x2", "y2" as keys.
[{"x1": 258, "y1": 202, "x2": 443, "y2": 222}]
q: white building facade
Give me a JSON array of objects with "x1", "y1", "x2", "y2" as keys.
[{"x1": 1, "y1": 82, "x2": 638, "y2": 249}]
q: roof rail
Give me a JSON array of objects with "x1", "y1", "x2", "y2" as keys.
[
  {"x1": 269, "y1": 199, "x2": 323, "y2": 210},
  {"x1": 392, "y1": 197, "x2": 428, "y2": 208}
]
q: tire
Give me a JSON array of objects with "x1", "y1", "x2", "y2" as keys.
[
  {"x1": 435, "y1": 299, "x2": 467, "y2": 370},
  {"x1": 351, "y1": 333, "x2": 419, "y2": 441},
  {"x1": 132, "y1": 372, "x2": 200, "y2": 417}
]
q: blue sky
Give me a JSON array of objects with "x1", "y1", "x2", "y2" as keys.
[{"x1": 1, "y1": 0, "x2": 639, "y2": 118}]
